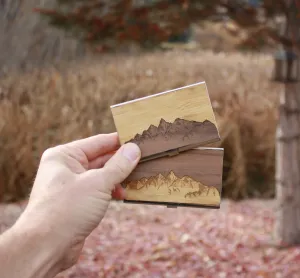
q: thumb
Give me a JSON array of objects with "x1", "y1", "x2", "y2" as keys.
[{"x1": 99, "y1": 143, "x2": 141, "y2": 188}]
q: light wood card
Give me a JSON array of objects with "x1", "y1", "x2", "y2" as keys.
[
  {"x1": 110, "y1": 82, "x2": 220, "y2": 161},
  {"x1": 122, "y1": 148, "x2": 224, "y2": 208}
]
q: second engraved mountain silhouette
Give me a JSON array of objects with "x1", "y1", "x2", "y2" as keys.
[
  {"x1": 125, "y1": 118, "x2": 219, "y2": 157},
  {"x1": 124, "y1": 171, "x2": 221, "y2": 206}
]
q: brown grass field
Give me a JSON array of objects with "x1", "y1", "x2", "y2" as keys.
[{"x1": 0, "y1": 49, "x2": 281, "y2": 201}]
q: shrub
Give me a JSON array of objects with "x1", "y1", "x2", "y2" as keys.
[{"x1": 0, "y1": 49, "x2": 281, "y2": 201}]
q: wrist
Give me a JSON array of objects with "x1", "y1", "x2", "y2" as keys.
[{"x1": 0, "y1": 209, "x2": 64, "y2": 278}]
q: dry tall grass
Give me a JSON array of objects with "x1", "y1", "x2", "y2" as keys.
[{"x1": 0, "y1": 50, "x2": 282, "y2": 202}]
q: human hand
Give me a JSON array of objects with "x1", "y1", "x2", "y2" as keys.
[{"x1": 13, "y1": 133, "x2": 141, "y2": 276}]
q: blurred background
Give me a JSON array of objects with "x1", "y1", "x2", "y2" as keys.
[{"x1": 1, "y1": 0, "x2": 300, "y2": 277}]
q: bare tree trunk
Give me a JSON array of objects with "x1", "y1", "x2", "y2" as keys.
[
  {"x1": 274, "y1": 0, "x2": 300, "y2": 246},
  {"x1": 275, "y1": 82, "x2": 300, "y2": 245},
  {"x1": 0, "y1": 0, "x2": 87, "y2": 74}
]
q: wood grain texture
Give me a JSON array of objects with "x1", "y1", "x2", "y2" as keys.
[
  {"x1": 123, "y1": 148, "x2": 224, "y2": 208},
  {"x1": 111, "y1": 82, "x2": 220, "y2": 159}
]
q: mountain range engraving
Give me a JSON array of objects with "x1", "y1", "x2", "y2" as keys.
[
  {"x1": 124, "y1": 171, "x2": 221, "y2": 206},
  {"x1": 125, "y1": 118, "x2": 219, "y2": 158}
]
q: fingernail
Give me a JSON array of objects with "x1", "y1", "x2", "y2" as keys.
[{"x1": 122, "y1": 143, "x2": 140, "y2": 162}]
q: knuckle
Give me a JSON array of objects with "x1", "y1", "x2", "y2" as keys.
[
  {"x1": 41, "y1": 148, "x2": 54, "y2": 159},
  {"x1": 114, "y1": 161, "x2": 129, "y2": 177},
  {"x1": 41, "y1": 146, "x2": 61, "y2": 161},
  {"x1": 107, "y1": 161, "x2": 128, "y2": 180}
]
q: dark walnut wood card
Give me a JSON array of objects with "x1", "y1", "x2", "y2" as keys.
[
  {"x1": 110, "y1": 82, "x2": 220, "y2": 161},
  {"x1": 122, "y1": 148, "x2": 224, "y2": 208}
]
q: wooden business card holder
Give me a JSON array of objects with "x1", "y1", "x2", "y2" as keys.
[{"x1": 110, "y1": 81, "x2": 223, "y2": 208}]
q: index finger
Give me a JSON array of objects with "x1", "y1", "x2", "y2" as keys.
[{"x1": 66, "y1": 132, "x2": 120, "y2": 161}]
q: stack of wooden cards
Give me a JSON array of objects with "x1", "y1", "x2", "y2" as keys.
[{"x1": 110, "y1": 82, "x2": 223, "y2": 208}]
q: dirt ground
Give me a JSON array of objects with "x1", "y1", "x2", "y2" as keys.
[{"x1": 1, "y1": 199, "x2": 299, "y2": 278}]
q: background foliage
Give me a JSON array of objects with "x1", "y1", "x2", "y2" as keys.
[
  {"x1": 34, "y1": 0, "x2": 292, "y2": 52},
  {"x1": 0, "y1": 50, "x2": 279, "y2": 201}
]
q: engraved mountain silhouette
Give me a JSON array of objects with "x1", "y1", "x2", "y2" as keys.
[
  {"x1": 125, "y1": 118, "x2": 219, "y2": 158},
  {"x1": 124, "y1": 171, "x2": 221, "y2": 206}
]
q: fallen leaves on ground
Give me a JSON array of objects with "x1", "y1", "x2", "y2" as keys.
[{"x1": 1, "y1": 200, "x2": 300, "y2": 278}]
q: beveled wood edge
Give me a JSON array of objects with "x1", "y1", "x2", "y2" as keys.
[{"x1": 123, "y1": 199, "x2": 221, "y2": 209}]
